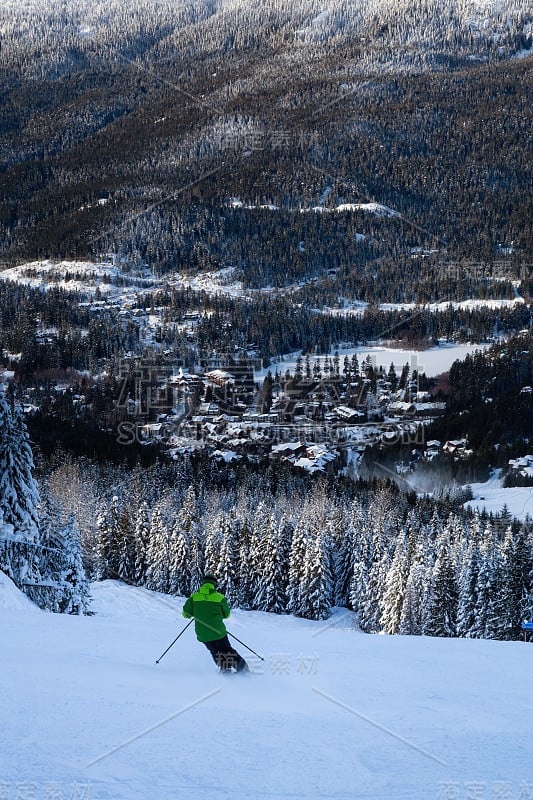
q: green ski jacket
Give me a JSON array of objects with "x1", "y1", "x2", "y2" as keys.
[{"x1": 182, "y1": 581, "x2": 230, "y2": 642}]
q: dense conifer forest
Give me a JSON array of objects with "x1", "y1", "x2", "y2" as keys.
[{"x1": 1, "y1": 0, "x2": 532, "y2": 290}]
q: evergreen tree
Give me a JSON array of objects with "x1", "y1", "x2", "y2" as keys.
[
  {"x1": 35, "y1": 490, "x2": 89, "y2": 613},
  {"x1": 168, "y1": 515, "x2": 190, "y2": 596},
  {"x1": 0, "y1": 390, "x2": 40, "y2": 533},
  {"x1": 470, "y1": 522, "x2": 498, "y2": 638},
  {"x1": 484, "y1": 539, "x2": 507, "y2": 640},
  {"x1": 287, "y1": 515, "x2": 309, "y2": 616},
  {"x1": 499, "y1": 527, "x2": 532, "y2": 639},
  {"x1": 94, "y1": 497, "x2": 122, "y2": 581},
  {"x1": 299, "y1": 528, "x2": 333, "y2": 621},
  {"x1": 380, "y1": 529, "x2": 410, "y2": 635},
  {"x1": 0, "y1": 389, "x2": 42, "y2": 592},
  {"x1": 94, "y1": 511, "x2": 109, "y2": 581},
  {"x1": 204, "y1": 514, "x2": 223, "y2": 577},
  {"x1": 254, "y1": 514, "x2": 286, "y2": 613},
  {"x1": 359, "y1": 525, "x2": 390, "y2": 633},
  {"x1": 133, "y1": 501, "x2": 151, "y2": 585},
  {"x1": 424, "y1": 531, "x2": 458, "y2": 638},
  {"x1": 117, "y1": 509, "x2": 135, "y2": 584},
  {"x1": 246, "y1": 501, "x2": 271, "y2": 608},
  {"x1": 399, "y1": 555, "x2": 429, "y2": 636},
  {"x1": 181, "y1": 487, "x2": 203, "y2": 591},
  {"x1": 145, "y1": 505, "x2": 171, "y2": 593},
  {"x1": 217, "y1": 513, "x2": 239, "y2": 605},
  {"x1": 457, "y1": 541, "x2": 481, "y2": 637},
  {"x1": 331, "y1": 506, "x2": 355, "y2": 607},
  {"x1": 237, "y1": 516, "x2": 254, "y2": 609},
  {"x1": 57, "y1": 513, "x2": 90, "y2": 614},
  {"x1": 349, "y1": 514, "x2": 373, "y2": 617}
]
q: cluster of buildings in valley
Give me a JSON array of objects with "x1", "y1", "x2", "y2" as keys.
[{"x1": 114, "y1": 355, "x2": 449, "y2": 475}]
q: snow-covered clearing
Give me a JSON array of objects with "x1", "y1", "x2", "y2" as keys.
[
  {"x1": 335, "y1": 202, "x2": 400, "y2": 217},
  {"x1": 380, "y1": 298, "x2": 525, "y2": 312},
  {"x1": 298, "y1": 202, "x2": 400, "y2": 216},
  {"x1": 1, "y1": 578, "x2": 532, "y2": 800},
  {"x1": 257, "y1": 342, "x2": 492, "y2": 379},
  {"x1": 0, "y1": 260, "x2": 154, "y2": 301},
  {"x1": 331, "y1": 297, "x2": 525, "y2": 316},
  {"x1": 171, "y1": 267, "x2": 247, "y2": 299},
  {"x1": 2, "y1": 261, "x2": 524, "y2": 316},
  {"x1": 464, "y1": 471, "x2": 533, "y2": 521}
]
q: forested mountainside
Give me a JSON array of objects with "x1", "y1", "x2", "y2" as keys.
[
  {"x1": 427, "y1": 330, "x2": 533, "y2": 466},
  {"x1": 1, "y1": 0, "x2": 531, "y2": 299}
]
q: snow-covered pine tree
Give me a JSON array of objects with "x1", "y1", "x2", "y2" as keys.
[
  {"x1": 95, "y1": 494, "x2": 125, "y2": 581},
  {"x1": 35, "y1": 485, "x2": 67, "y2": 610},
  {"x1": 94, "y1": 509, "x2": 112, "y2": 581},
  {"x1": 424, "y1": 528, "x2": 458, "y2": 638},
  {"x1": 470, "y1": 521, "x2": 498, "y2": 639},
  {"x1": 0, "y1": 388, "x2": 42, "y2": 590},
  {"x1": 0, "y1": 390, "x2": 40, "y2": 534},
  {"x1": 168, "y1": 514, "x2": 190, "y2": 596},
  {"x1": 456, "y1": 540, "x2": 481, "y2": 637},
  {"x1": 31, "y1": 483, "x2": 89, "y2": 613},
  {"x1": 254, "y1": 513, "x2": 286, "y2": 613},
  {"x1": 287, "y1": 514, "x2": 309, "y2": 616},
  {"x1": 523, "y1": 537, "x2": 533, "y2": 626},
  {"x1": 299, "y1": 527, "x2": 333, "y2": 621},
  {"x1": 484, "y1": 532, "x2": 507, "y2": 640},
  {"x1": 181, "y1": 486, "x2": 204, "y2": 591},
  {"x1": 276, "y1": 515, "x2": 293, "y2": 597},
  {"x1": 117, "y1": 525, "x2": 136, "y2": 584},
  {"x1": 248, "y1": 500, "x2": 271, "y2": 601},
  {"x1": 349, "y1": 513, "x2": 373, "y2": 617},
  {"x1": 111, "y1": 495, "x2": 133, "y2": 582},
  {"x1": 56, "y1": 513, "x2": 90, "y2": 614},
  {"x1": 204, "y1": 513, "x2": 223, "y2": 578},
  {"x1": 380, "y1": 528, "x2": 410, "y2": 635},
  {"x1": 399, "y1": 547, "x2": 430, "y2": 636},
  {"x1": 217, "y1": 513, "x2": 239, "y2": 605},
  {"x1": 252, "y1": 507, "x2": 274, "y2": 610},
  {"x1": 145, "y1": 504, "x2": 171, "y2": 593},
  {"x1": 133, "y1": 501, "x2": 151, "y2": 585},
  {"x1": 237, "y1": 515, "x2": 254, "y2": 609},
  {"x1": 93, "y1": 496, "x2": 120, "y2": 581},
  {"x1": 499, "y1": 526, "x2": 532, "y2": 639},
  {"x1": 359, "y1": 526, "x2": 391, "y2": 633},
  {"x1": 332, "y1": 506, "x2": 355, "y2": 608}
]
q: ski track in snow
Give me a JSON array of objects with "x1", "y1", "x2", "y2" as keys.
[{"x1": 2, "y1": 579, "x2": 532, "y2": 799}]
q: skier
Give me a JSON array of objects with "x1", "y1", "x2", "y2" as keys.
[{"x1": 182, "y1": 574, "x2": 249, "y2": 672}]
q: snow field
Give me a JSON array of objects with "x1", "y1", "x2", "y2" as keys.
[
  {"x1": 1, "y1": 579, "x2": 532, "y2": 800},
  {"x1": 464, "y1": 471, "x2": 533, "y2": 521},
  {"x1": 255, "y1": 342, "x2": 492, "y2": 380}
]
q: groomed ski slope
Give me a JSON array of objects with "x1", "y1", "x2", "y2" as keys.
[{"x1": 1, "y1": 577, "x2": 532, "y2": 800}]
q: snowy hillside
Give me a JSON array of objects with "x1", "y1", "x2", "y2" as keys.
[
  {"x1": 464, "y1": 471, "x2": 533, "y2": 521},
  {"x1": 1, "y1": 0, "x2": 531, "y2": 70},
  {"x1": 2, "y1": 579, "x2": 532, "y2": 800}
]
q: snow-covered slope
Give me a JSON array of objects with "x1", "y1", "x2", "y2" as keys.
[
  {"x1": 1, "y1": 0, "x2": 531, "y2": 69},
  {"x1": 1, "y1": 580, "x2": 532, "y2": 800},
  {"x1": 464, "y1": 470, "x2": 533, "y2": 521},
  {"x1": 0, "y1": 570, "x2": 40, "y2": 613}
]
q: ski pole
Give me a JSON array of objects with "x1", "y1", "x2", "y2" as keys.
[
  {"x1": 227, "y1": 631, "x2": 264, "y2": 661},
  {"x1": 155, "y1": 619, "x2": 194, "y2": 664}
]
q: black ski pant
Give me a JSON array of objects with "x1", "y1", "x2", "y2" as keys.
[{"x1": 203, "y1": 635, "x2": 247, "y2": 671}]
